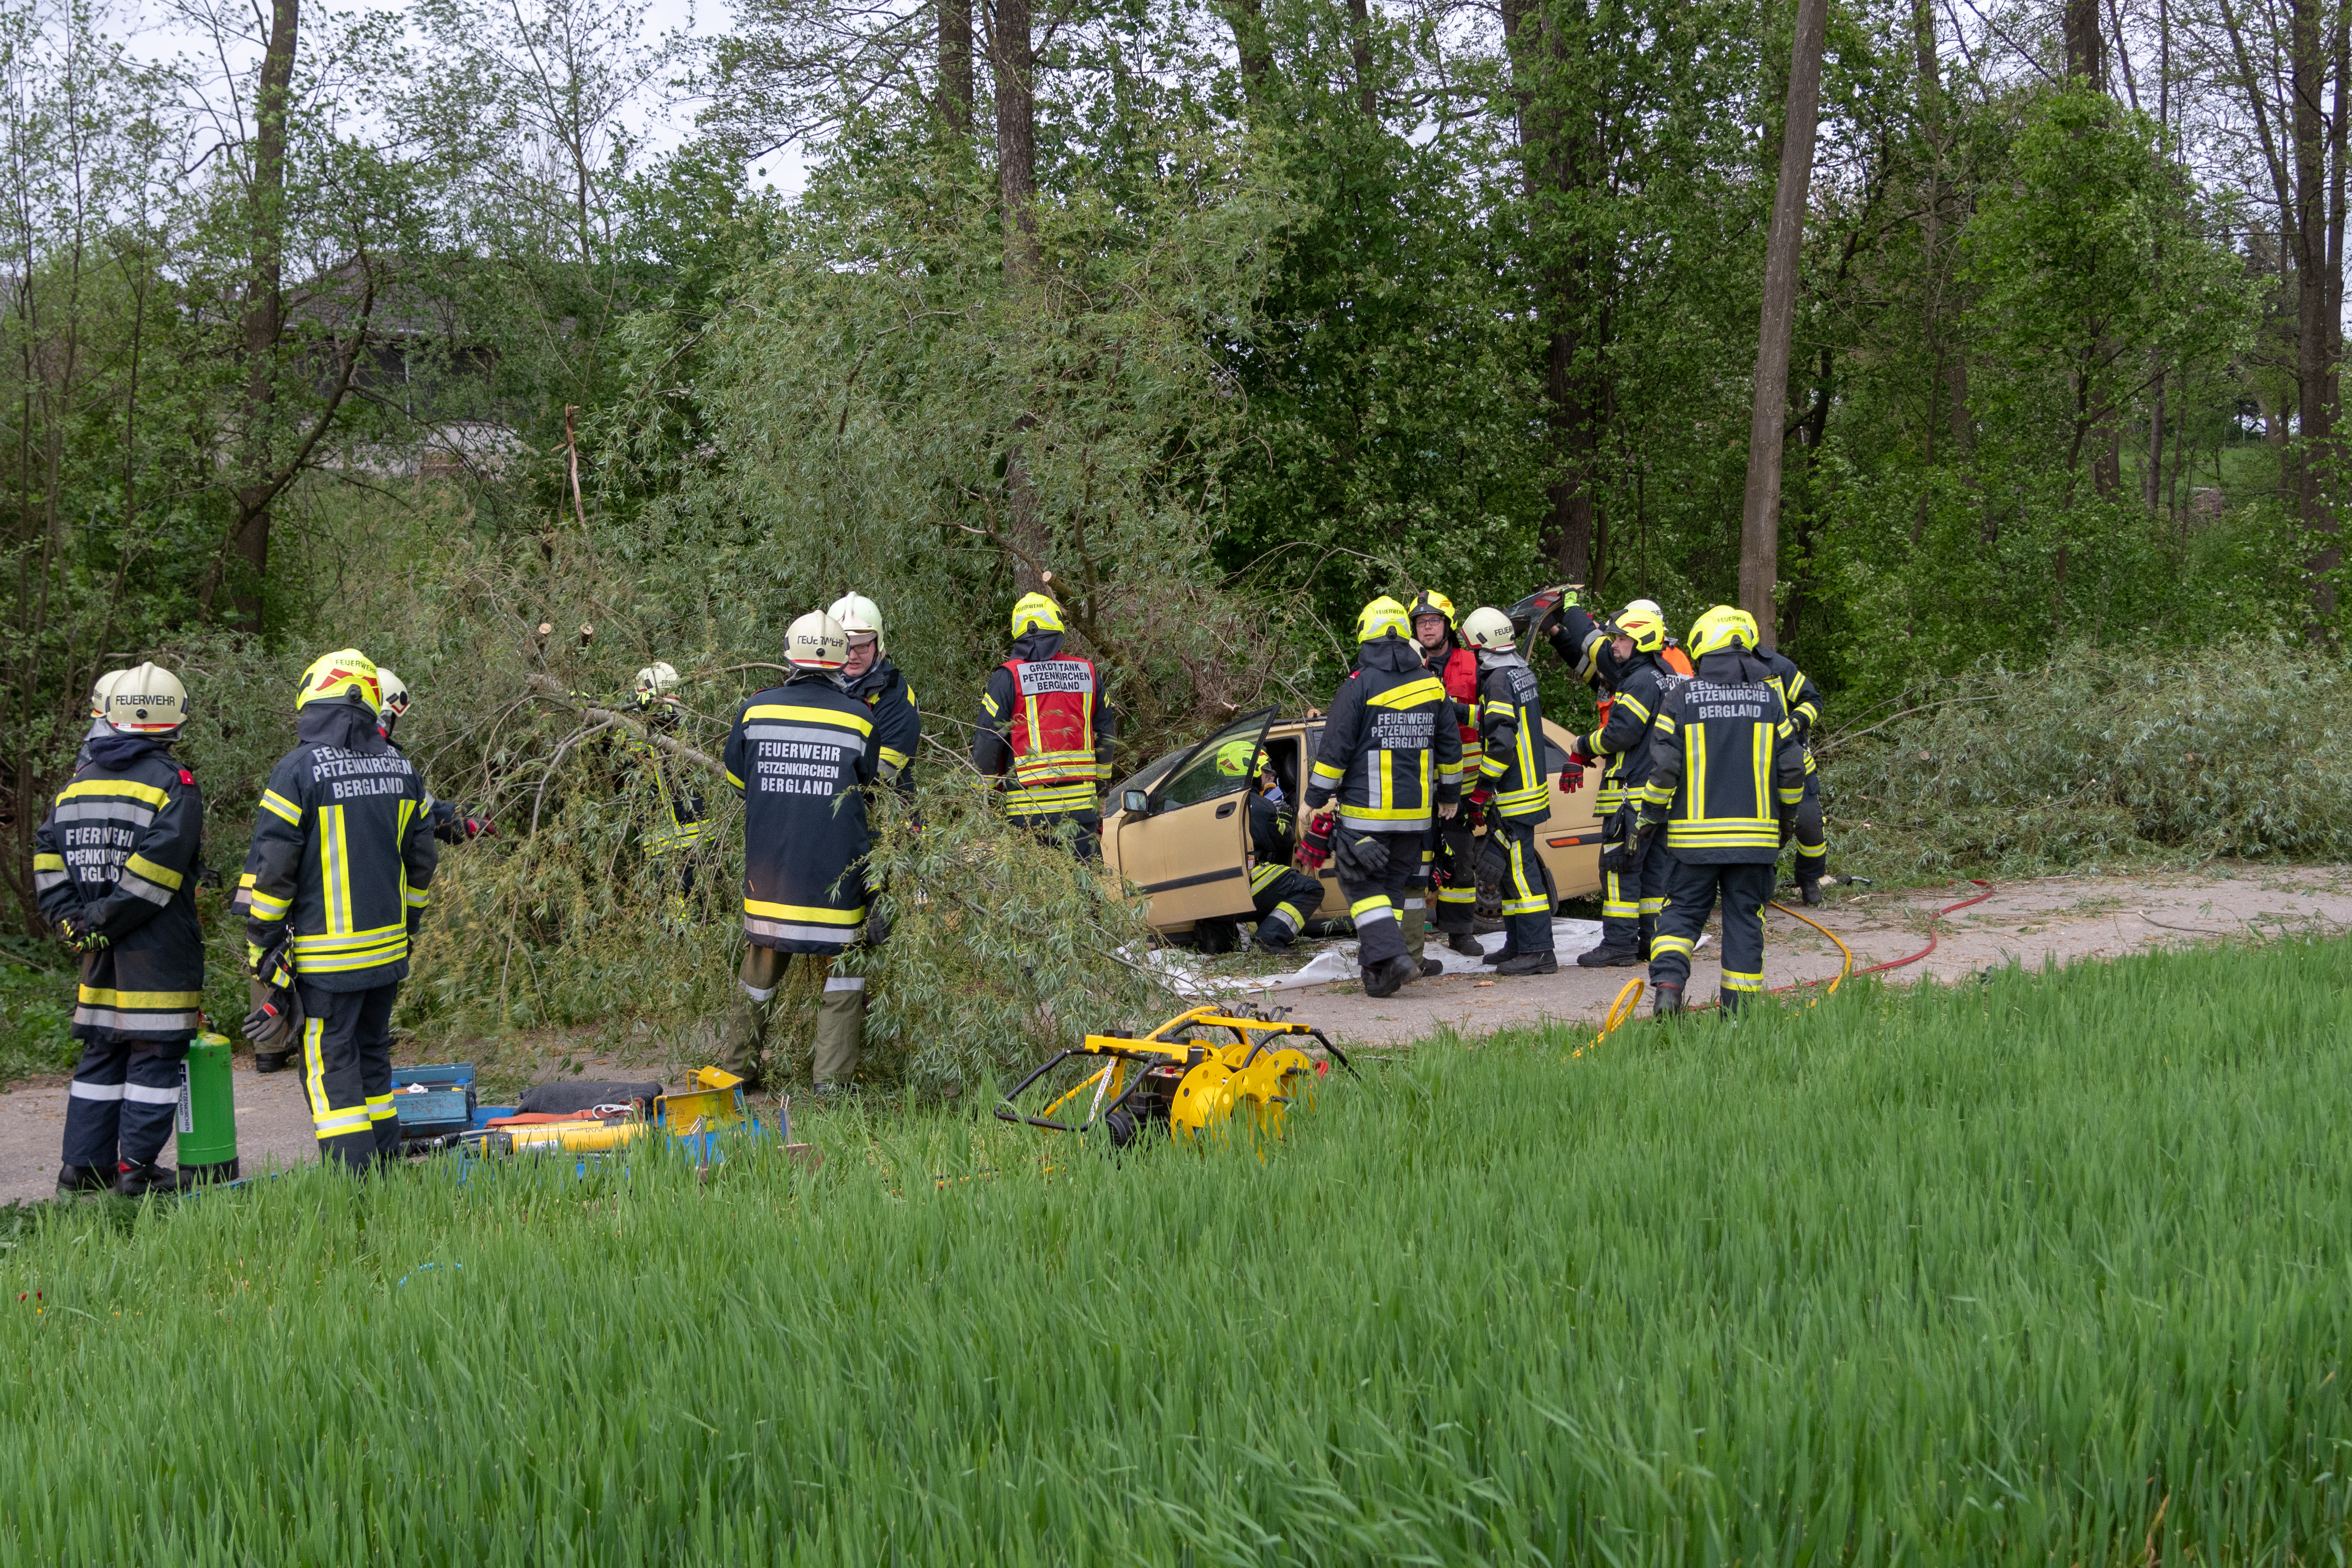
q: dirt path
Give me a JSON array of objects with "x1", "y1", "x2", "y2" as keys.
[
  {"x1": 6, "y1": 866, "x2": 2348, "y2": 1203},
  {"x1": 1288, "y1": 865, "x2": 2352, "y2": 1048}
]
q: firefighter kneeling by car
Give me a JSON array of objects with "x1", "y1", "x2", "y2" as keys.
[
  {"x1": 1214, "y1": 740, "x2": 1322, "y2": 953},
  {"x1": 1635, "y1": 607, "x2": 1808, "y2": 1017},
  {"x1": 716, "y1": 611, "x2": 882, "y2": 1098},
  {"x1": 1300, "y1": 596, "x2": 1462, "y2": 999}
]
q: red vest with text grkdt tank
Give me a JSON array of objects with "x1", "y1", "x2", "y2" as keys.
[{"x1": 1001, "y1": 656, "x2": 1103, "y2": 786}]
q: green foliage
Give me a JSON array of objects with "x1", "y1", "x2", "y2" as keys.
[
  {"x1": 0, "y1": 952, "x2": 76, "y2": 1088},
  {"x1": 11, "y1": 937, "x2": 2352, "y2": 1557}
]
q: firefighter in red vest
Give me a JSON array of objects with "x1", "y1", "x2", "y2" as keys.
[
  {"x1": 972, "y1": 592, "x2": 1117, "y2": 861},
  {"x1": 1409, "y1": 590, "x2": 1485, "y2": 962}
]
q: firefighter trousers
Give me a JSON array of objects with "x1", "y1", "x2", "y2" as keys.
[
  {"x1": 1013, "y1": 809, "x2": 1100, "y2": 864},
  {"x1": 720, "y1": 944, "x2": 867, "y2": 1087},
  {"x1": 1431, "y1": 821, "x2": 1478, "y2": 934},
  {"x1": 1251, "y1": 867, "x2": 1324, "y2": 944},
  {"x1": 297, "y1": 981, "x2": 400, "y2": 1170},
  {"x1": 1648, "y1": 860, "x2": 1774, "y2": 1010},
  {"x1": 1336, "y1": 828, "x2": 1422, "y2": 969},
  {"x1": 1492, "y1": 818, "x2": 1555, "y2": 955},
  {"x1": 1788, "y1": 770, "x2": 1826, "y2": 883},
  {"x1": 1401, "y1": 831, "x2": 1437, "y2": 959},
  {"x1": 62, "y1": 1036, "x2": 191, "y2": 1171},
  {"x1": 1601, "y1": 809, "x2": 1673, "y2": 953}
]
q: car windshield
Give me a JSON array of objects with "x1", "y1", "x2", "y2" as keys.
[
  {"x1": 1157, "y1": 709, "x2": 1275, "y2": 810},
  {"x1": 1115, "y1": 746, "x2": 1188, "y2": 803}
]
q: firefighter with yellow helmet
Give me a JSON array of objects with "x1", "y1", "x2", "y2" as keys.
[
  {"x1": 973, "y1": 592, "x2": 1116, "y2": 860},
  {"x1": 1562, "y1": 599, "x2": 1685, "y2": 968},
  {"x1": 717, "y1": 612, "x2": 883, "y2": 1095},
  {"x1": 1637, "y1": 607, "x2": 1807, "y2": 1016},
  {"x1": 34, "y1": 662, "x2": 208, "y2": 1197},
  {"x1": 1216, "y1": 738, "x2": 1322, "y2": 951},
  {"x1": 240, "y1": 651, "x2": 439, "y2": 1166}
]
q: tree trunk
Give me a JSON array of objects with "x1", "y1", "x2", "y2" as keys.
[
  {"x1": 1738, "y1": 0, "x2": 1828, "y2": 634},
  {"x1": 989, "y1": 0, "x2": 1046, "y2": 592},
  {"x1": 226, "y1": 0, "x2": 299, "y2": 630},
  {"x1": 1220, "y1": 0, "x2": 1272, "y2": 97},
  {"x1": 938, "y1": 0, "x2": 973, "y2": 135},
  {"x1": 2064, "y1": 0, "x2": 2107, "y2": 87},
  {"x1": 2292, "y1": 0, "x2": 2338, "y2": 630},
  {"x1": 1346, "y1": 0, "x2": 1377, "y2": 117}
]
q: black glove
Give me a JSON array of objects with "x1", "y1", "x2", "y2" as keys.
[
  {"x1": 243, "y1": 976, "x2": 301, "y2": 1050},
  {"x1": 1335, "y1": 830, "x2": 1389, "y2": 881},
  {"x1": 862, "y1": 909, "x2": 892, "y2": 948},
  {"x1": 55, "y1": 912, "x2": 108, "y2": 954}
]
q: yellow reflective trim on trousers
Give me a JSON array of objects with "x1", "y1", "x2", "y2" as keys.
[
  {"x1": 1349, "y1": 895, "x2": 1395, "y2": 921},
  {"x1": 741, "y1": 898, "x2": 863, "y2": 926},
  {"x1": 260, "y1": 789, "x2": 301, "y2": 824},
  {"x1": 1501, "y1": 838, "x2": 1547, "y2": 914},
  {"x1": 303, "y1": 1015, "x2": 329, "y2": 1123},
  {"x1": 366, "y1": 1092, "x2": 397, "y2": 1122},
  {"x1": 61, "y1": 778, "x2": 170, "y2": 809},
  {"x1": 1249, "y1": 862, "x2": 1286, "y2": 893},
  {"x1": 77, "y1": 986, "x2": 203, "y2": 1008},
  {"x1": 1721, "y1": 970, "x2": 1765, "y2": 992},
  {"x1": 1650, "y1": 933, "x2": 1696, "y2": 958},
  {"x1": 744, "y1": 703, "x2": 874, "y2": 736}
]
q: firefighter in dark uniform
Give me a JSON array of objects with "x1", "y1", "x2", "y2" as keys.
[
  {"x1": 1457, "y1": 608, "x2": 1556, "y2": 973},
  {"x1": 628, "y1": 662, "x2": 707, "y2": 918},
  {"x1": 1302, "y1": 597, "x2": 1463, "y2": 998},
  {"x1": 33, "y1": 663, "x2": 206, "y2": 1198},
  {"x1": 242, "y1": 651, "x2": 439, "y2": 1168},
  {"x1": 1559, "y1": 601, "x2": 1682, "y2": 968},
  {"x1": 1637, "y1": 607, "x2": 1808, "y2": 1016},
  {"x1": 1410, "y1": 590, "x2": 1485, "y2": 961},
  {"x1": 717, "y1": 612, "x2": 882, "y2": 1096},
  {"x1": 830, "y1": 593, "x2": 921, "y2": 793},
  {"x1": 1215, "y1": 740, "x2": 1322, "y2": 952},
  {"x1": 973, "y1": 593, "x2": 1116, "y2": 861},
  {"x1": 1753, "y1": 643, "x2": 1828, "y2": 902}
]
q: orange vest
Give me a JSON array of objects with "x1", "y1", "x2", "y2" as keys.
[
  {"x1": 1662, "y1": 646, "x2": 1694, "y2": 676},
  {"x1": 1001, "y1": 656, "x2": 1102, "y2": 786}
]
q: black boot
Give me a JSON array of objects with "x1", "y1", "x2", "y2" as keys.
[
  {"x1": 1446, "y1": 932, "x2": 1485, "y2": 957},
  {"x1": 1651, "y1": 983, "x2": 1684, "y2": 1017},
  {"x1": 252, "y1": 1050, "x2": 290, "y2": 1074},
  {"x1": 1496, "y1": 950, "x2": 1559, "y2": 976},
  {"x1": 1576, "y1": 934, "x2": 1643, "y2": 968},
  {"x1": 112, "y1": 1160, "x2": 190, "y2": 1198},
  {"x1": 54, "y1": 1164, "x2": 111, "y2": 1201},
  {"x1": 1418, "y1": 957, "x2": 1445, "y2": 977},
  {"x1": 1482, "y1": 945, "x2": 1517, "y2": 967},
  {"x1": 1255, "y1": 925, "x2": 1295, "y2": 953},
  {"x1": 1799, "y1": 876, "x2": 1824, "y2": 907},
  {"x1": 1362, "y1": 954, "x2": 1416, "y2": 999},
  {"x1": 1718, "y1": 989, "x2": 1745, "y2": 1018}
]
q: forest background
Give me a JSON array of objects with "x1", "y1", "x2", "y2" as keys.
[{"x1": 4, "y1": 0, "x2": 2349, "y2": 1084}]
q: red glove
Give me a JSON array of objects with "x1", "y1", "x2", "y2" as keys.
[
  {"x1": 1561, "y1": 762, "x2": 1586, "y2": 792},
  {"x1": 1296, "y1": 810, "x2": 1335, "y2": 871},
  {"x1": 463, "y1": 815, "x2": 495, "y2": 840},
  {"x1": 1468, "y1": 786, "x2": 1494, "y2": 808}
]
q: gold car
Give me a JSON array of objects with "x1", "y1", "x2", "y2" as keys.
[{"x1": 1102, "y1": 706, "x2": 1605, "y2": 940}]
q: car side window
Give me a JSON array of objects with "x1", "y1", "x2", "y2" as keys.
[{"x1": 1157, "y1": 712, "x2": 1273, "y2": 810}]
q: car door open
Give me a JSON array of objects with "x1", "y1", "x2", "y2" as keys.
[{"x1": 1110, "y1": 707, "x2": 1276, "y2": 929}]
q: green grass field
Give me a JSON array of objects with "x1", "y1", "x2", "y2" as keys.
[{"x1": 7, "y1": 936, "x2": 2352, "y2": 1563}]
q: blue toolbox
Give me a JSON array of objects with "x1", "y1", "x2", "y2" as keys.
[{"x1": 387, "y1": 1063, "x2": 477, "y2": 1142}]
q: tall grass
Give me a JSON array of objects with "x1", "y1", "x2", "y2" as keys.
[{"x1": 6, "y1": 936, "x2": 2352, "y2": 1561}]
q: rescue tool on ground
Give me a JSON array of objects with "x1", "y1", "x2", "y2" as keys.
[{"x1": 996, "y1": 1006, "x2": 1353, "y2": 1148}]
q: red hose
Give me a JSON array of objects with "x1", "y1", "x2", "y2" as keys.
[{"x1": 1847, "y1": 878, "x2": 1996, "y2": 978}]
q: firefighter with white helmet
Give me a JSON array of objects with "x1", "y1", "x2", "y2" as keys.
[
  {"x1": 33, "y1": 663, "x2": 208, "y2": 1197},
  {"x1": 71, "y1": 668, "x2": 127, "y2": 768},
  {"x1": 627, "y1": 660, "x2": 706, "y2": 917},
  {"x1": 1459, "y1": 607, "x2": 1558, "y2": 974},
  {"x1": 827, "y1": 591, "x2": 921, "y2": 792},
  {"x1": 716, "y1": 611, "x2": 883, "y2": 1095},
  {"x1": 972, "y1": 592, "x2": 1116, "y2": 860},
  {"x1": 240, "y1": 651, "x2": 439, "y2": 1163}
]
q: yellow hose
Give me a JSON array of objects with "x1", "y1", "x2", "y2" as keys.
[
  {"x1": 1575, "y1": 901, "x2": 1854, "y2": 1056},
  {"x1": 1573, "y1": 977, "x2": 1647, "y2": 1058},
  {"x1": 1767, "y1": 899, "x2": 1855, "y2": 1000}
]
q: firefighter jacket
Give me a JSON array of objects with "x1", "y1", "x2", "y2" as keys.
[
  {"x1": 848, "y1": 658, "x2": 922, "y2": 790},
  {"x1": 1546, "y1": 605, "x2": 1629, "y2": 691},
  {"x1": 1638, "y1": 648, "x2": 1807, "y2": 863},
  {"x1": 629, "y1": 733, "x2": 706, "y2": 857},
  {"x1": 245, "y1": 701, "x2": 439, "y2": 992},
  {"x1": 1426, "y1": 641, "x2": 1482, "y2": 774},
  {"x1": 724, "y1": 671, "x2": 879, "y2": 955},
  {"x1": 1756, "y1": 646, "x2": 1823, "y2": 775},
  {"x1": 972, "y1": 630, "x2": 1115, "y2": 820},
  {"x1": 1305, "y1": 634, "x2": 1464, "y2": 832},
  {"x1": 1576, "y1": 651, "x2": 1680, "y2": 816},
  {"x1": 1473, "y1": 650, "x2": 1551, "y2": 824},
  {"x1": 34, "y1": 734, "x2": 206, "y2": 1044},
  {"x1": 1246, "y1": 790, "x2": 1297, "y2": 897}
]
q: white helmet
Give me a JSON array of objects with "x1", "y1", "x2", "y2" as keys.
[
  {"x1": 1460, "y1": 606, "x2": 1517, "y2": 652},
  {"x1": 633, "y1": 662, "x2": 681, "y2": 702},
  {"x1": 105, "y1": 662, "x2": 188, "y2": 735},
  {"x1": 88, "y1": 668, "x2": 126, "y2": 719},
  {"x1": 376, "y1": 666, "x2": 412, "y2": 719},
  {"x1": 785, "y1": 612, "x2": 849, "y2": 672},
  {"x1": 826, "y1": 592, "x2": 885, "y2": 656}
]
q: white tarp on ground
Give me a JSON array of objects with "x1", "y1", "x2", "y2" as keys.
[{"x1": 1143, "y1": 918, "x2": 1706, "y2": 999}]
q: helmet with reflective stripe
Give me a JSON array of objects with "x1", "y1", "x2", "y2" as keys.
[
  {"x1": 376, "y1": 666, "x2": 412, "y2": 719},
  {"x1": 1214, "y1": 739, "x2": 1271, "y2": 778},
  {"x1": 786, "y1": 612, "x2": 850, "y2": 671},
  {"x1": 1687, "y1": 605, "x2": 1761, "y2": 658},
  {"x1": 1356, "y1": 595, "x2": 1411, "y2": 643},
  {"x1": 1612, "y1": 601, "x2": 1667, "y2": 654},
  {"x1": 105, "y1": 662, "x2": 188, "y2": 735},
  {"x1": 1010, "y1": 592, "x2": 1065, "y2": 637},
  {"x1": 296, "y1": 649, "x2": 381, "y2": 714},
  {"x1": 633, "y1": 662, "x2": 681, "y2": 709},
  {"x1": 88, "y1": 668, "x2": 126, "y2": 719},
  {"x1": 827, "y1": 592, "x2": 886, "y2": 655},
  {"x1": 1407, "y1": 589, "x2": 1457, "y2": 630},
  {"x1": 1459, "y1": 606, "x2": 1516, "y2": 651}
]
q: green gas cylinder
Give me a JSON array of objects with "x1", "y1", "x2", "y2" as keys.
[{"x1": 175, "y1": 1031, "x2": 240, "y2": 1182}]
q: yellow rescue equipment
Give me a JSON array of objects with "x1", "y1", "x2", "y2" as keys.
[{"x1": 996, "y1": 1006, "x2": 1353, "y2": 1148}]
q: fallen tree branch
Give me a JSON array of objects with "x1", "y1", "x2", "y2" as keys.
[{"x1": 527, "y1": 673, "x2": 726, "y2": 776}]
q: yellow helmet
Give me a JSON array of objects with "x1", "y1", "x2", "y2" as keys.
[
  {"x1": 1407, "y1": 589, "x2": 1457, "y2": 630},
  {"x1": 105, "y1": 663, "x2": 188, "y2": 735},
  {"x1": 1612, "y1": 601, "x2": 1667, "y2": 654},
  {"x1": 1687, "y1": 605, "x2": 1761, "y2": 658},
  {"x1": 1356, "y1": 595, "x2": 1411, "y2": 643},
  {"x1": 1011, "y1": 592, "x2": 1065, "y2": 637},
  {"x1": 1214, "y1": 739, "x2": 1270, "y2": 778},
  {"x1": 296, "y1": 649, "x2": 381, "y2": 713}
]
